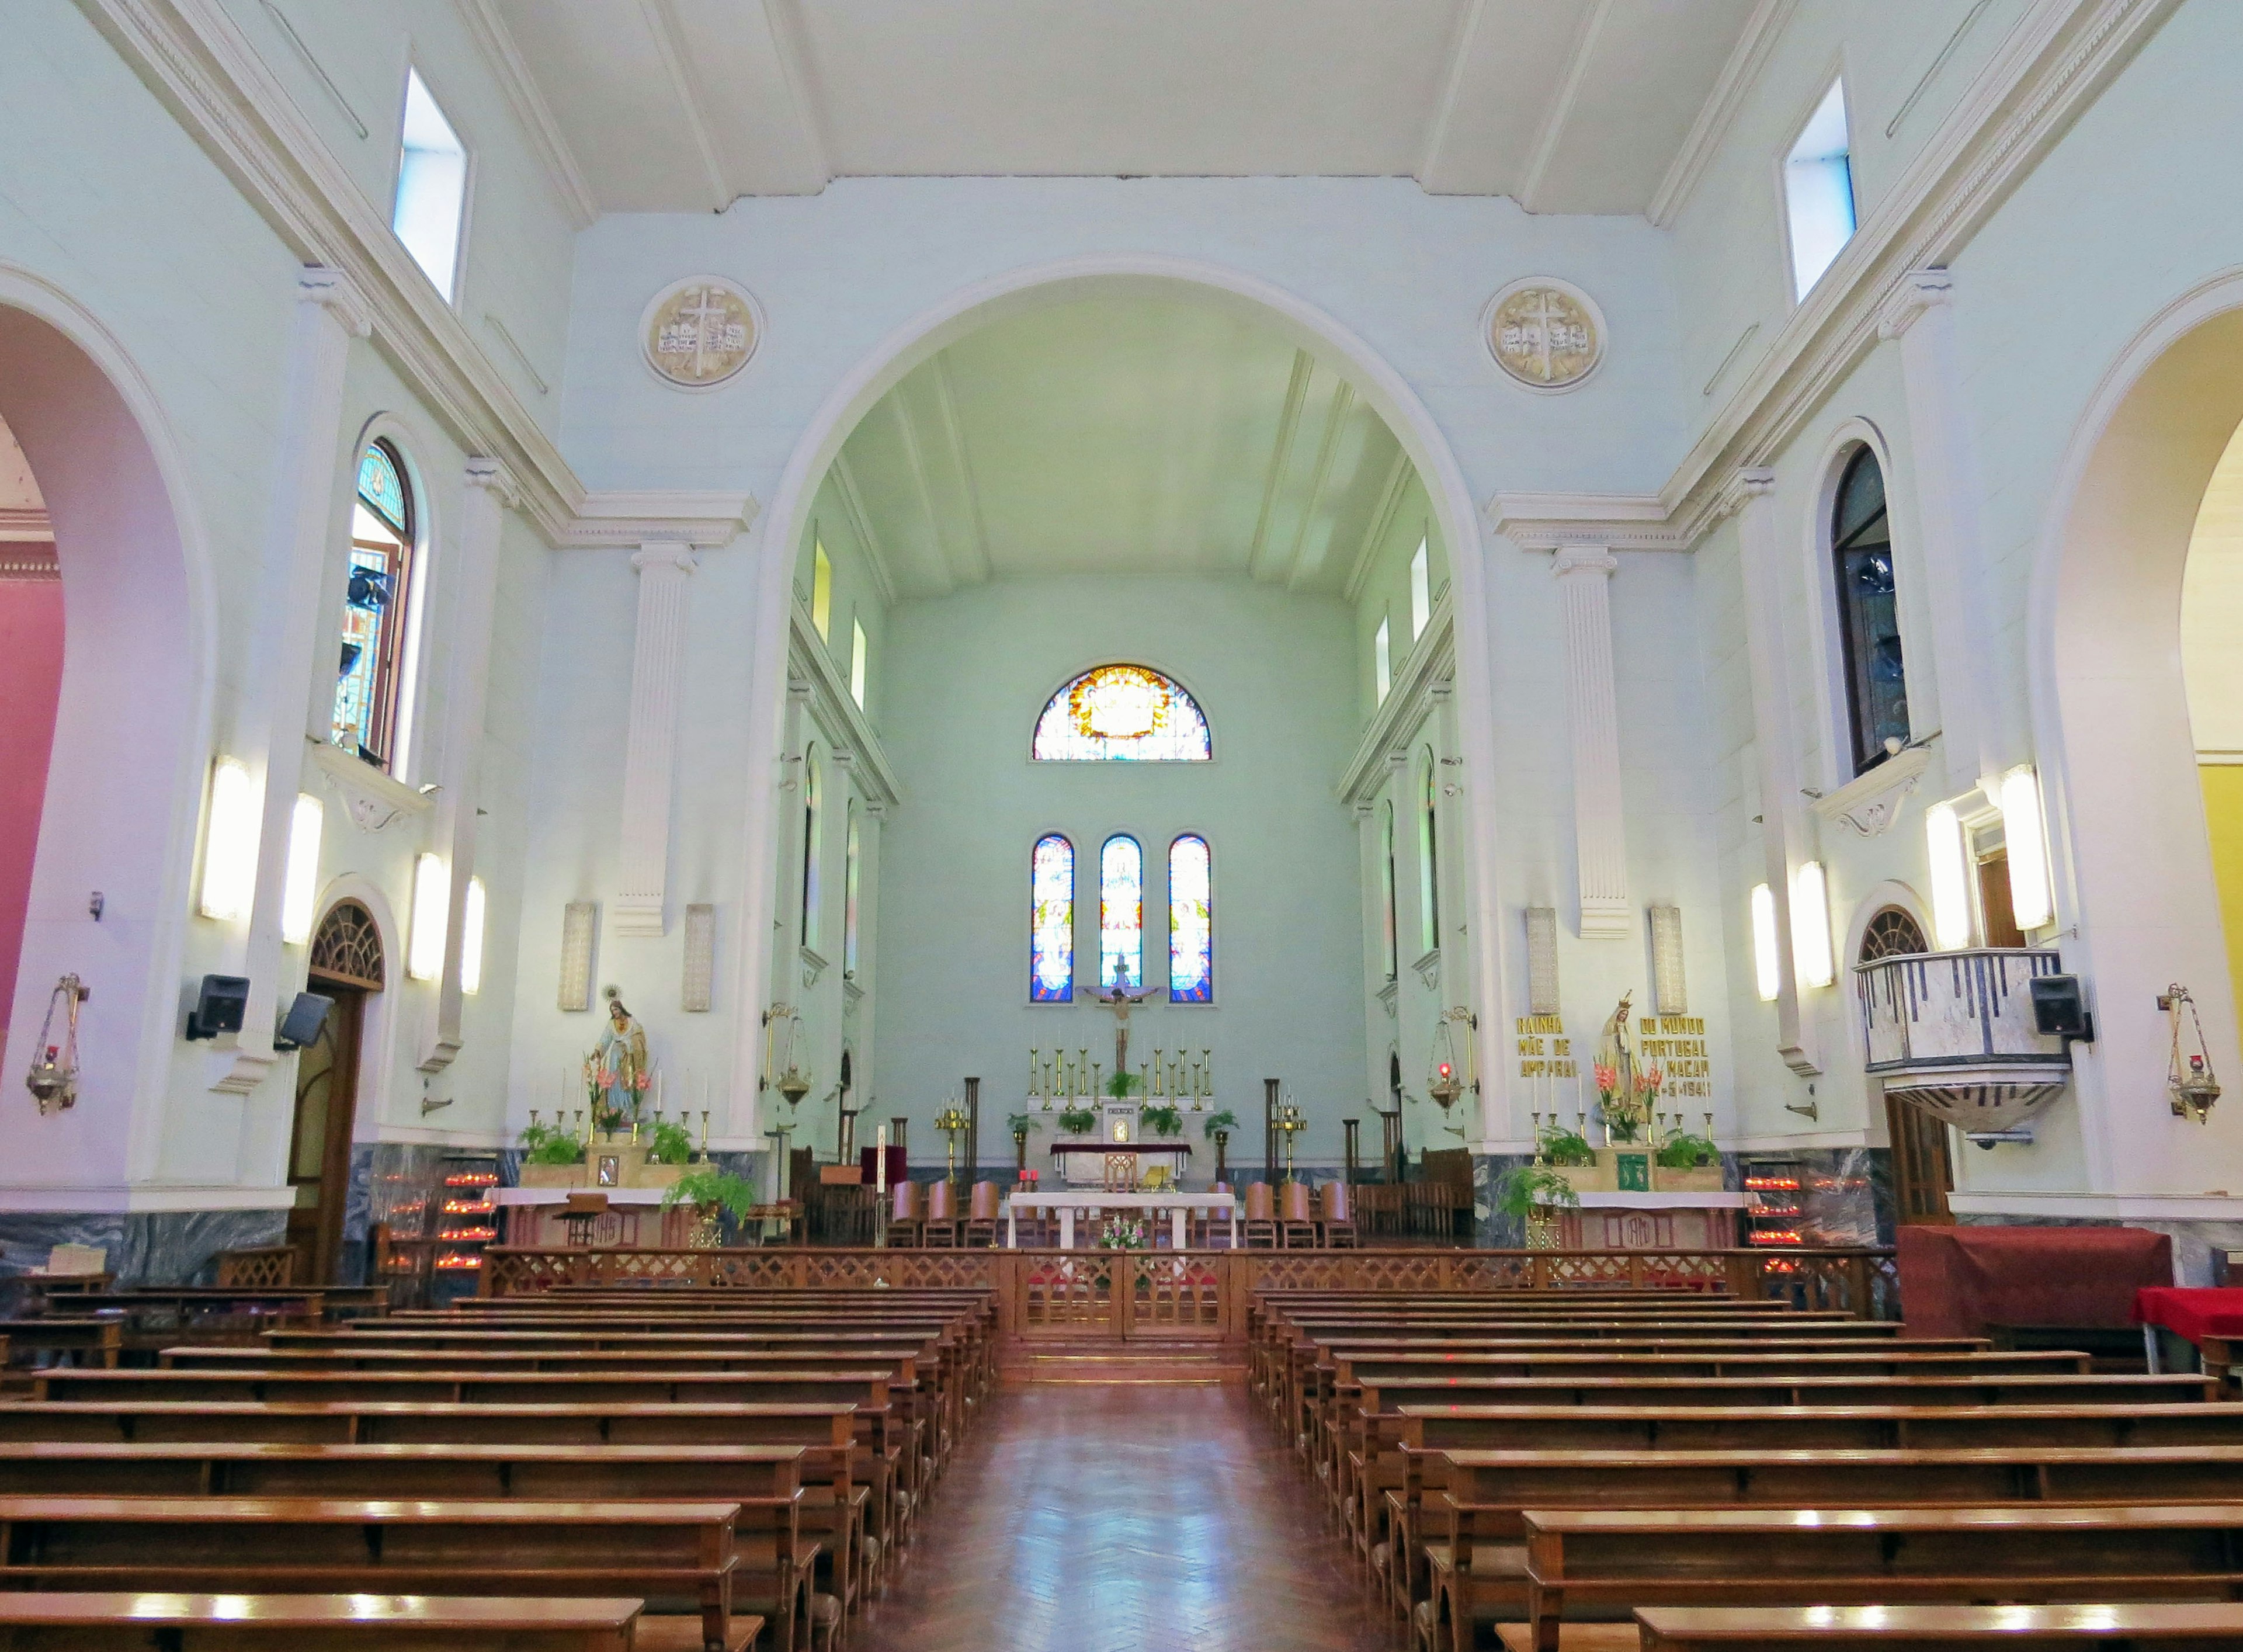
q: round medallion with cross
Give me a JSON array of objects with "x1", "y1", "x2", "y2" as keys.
[{"x1": 1484, "y1": 277, "x2": 1606, "y2": 391}]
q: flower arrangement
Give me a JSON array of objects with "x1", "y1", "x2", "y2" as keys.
[
  {"x1": 1140, "y1": 1102, "x2": 1183, "y2": 1137},
  {"x1": 519, "y1": 1119, "x2": 585, "y2": 1167},
  {"x1": 1098, "y1": 1216, "x2": 1148, "y2": 1250},
  {"x1": 1595, "y1": 1062, "x2": 1648, "y2": 1143}
]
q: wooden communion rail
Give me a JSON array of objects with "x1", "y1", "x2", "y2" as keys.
[{"x1": 480, "y1": 1247, "x2": 1900, "y2": 1341}]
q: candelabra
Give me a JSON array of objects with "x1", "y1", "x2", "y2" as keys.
[
  {"x1": 1272, "y1": 1098, "x2": 1307, "y2": 1182},
  {"x1": 935, "y1": 1104, "x2": 970, "y2": 1188}
]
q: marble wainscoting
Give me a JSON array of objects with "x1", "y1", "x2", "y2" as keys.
[{"x1": 0, "y1": 1209, "x2": 287, "y2": 1286}]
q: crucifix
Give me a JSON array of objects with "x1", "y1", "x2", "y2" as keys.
[{"x1": 1091, "y1": 974, "x2": 1158, "y2": 1079}]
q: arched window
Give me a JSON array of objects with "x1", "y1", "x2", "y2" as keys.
[
  {"x1": 1099, "y1": 835, "x2": 1143, "y2": 990},
  {"x1": 1380, "y1": 802, "x2": 1399, "y2": 983},
  {"x1": 1858, "y1": 905, "x2": 1928, "y2": 962},
  {"x1": 331, "y1": 440, "x2": 418, "y2": 771},
  {"x1": 800, "y1": 746, "x2": 822, "y2": 951},
  {"x1": 842, "y1": 806, "x2": 862, "y2": 978},
  {"x1": 1033, "y1": 664, "x2": 1211, "y2": 761},
  {"x1": 1831, "y1": 446, "x2": 1909, "y2": 774},
  {"x1": 1030, "y1": 834, "x2": 1075, "y2": 1002},
  {"x1": 1168, "y1": 835, "x2": 1212, "y2": 1004},
  {"x1": 1417, "y1": 750, "x2": 1441, "y2": 955}
]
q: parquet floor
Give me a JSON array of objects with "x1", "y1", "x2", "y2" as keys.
[{"x1": 855, "y1": 1383, "x2": 1396, "y2": 1652}]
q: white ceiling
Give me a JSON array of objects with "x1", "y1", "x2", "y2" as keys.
[
  {"x1": 479, "y1": 0, "x2": 1762, "y2": 214},
  {"x1": 828, "y1": 297, "x2": 1409, "y2": 599}
]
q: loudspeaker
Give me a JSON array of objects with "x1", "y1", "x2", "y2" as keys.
[
  {"x1": 183, "y1": 974, "x2": 251, "y2": 1041},
  {"x1": 275, "y1": 991, "x2": 334, "y2": 1053},
  {"x1": 2028, "y1": 974, "x2": 2094, "y2": 1043}
]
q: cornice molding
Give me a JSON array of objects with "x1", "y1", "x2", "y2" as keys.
[
  {"x1": 454, "y1": 0, "x2": 598, "y2": 230},
  {"x1": 1877, "y1": 266, "x2": 1957, "y2": 340},
  {"x1": 789, "y1": 602, "x2": 901, "y2": 808},
  {"x1": 1339, "y1": 591, "x2": 1454, "y2": 805},
  {"x1": 827, "y1": 451, "x2": 898, "y2": 607},
  {"x1": 1646, "y1": 0, "x2": 1797, "y2": 230},
  {"x1": 1486, "y1": 491, "x2": 1686, "y2": 553},
  {"x1": 0, "y1": 508, "x2": 55, "y2": 544},
  {"x1": 76, "y1": 0, "x2": 588, "y2": 539},
  {"x1": 1343, "y1": 446, "x2": 1414, "y2": 603},
  {"x1": 555, "y1": 491, "x2": 758, "y2": 550}
]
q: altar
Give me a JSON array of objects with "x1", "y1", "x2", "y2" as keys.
[
  {"x1": 1001, "y1": 1191, "x2": 1237, "y2": 1250},
  {"x1": 1555, "y1": 1191, "x2": 1756, "y2": 1251},
  {"x1": 1048, "y1": 1140, "x2": 1193, "y2": 1186}
]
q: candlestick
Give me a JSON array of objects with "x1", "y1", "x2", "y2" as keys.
[{"x1": 699, "y1": 1110, "x2": 710, "y2": 1154}]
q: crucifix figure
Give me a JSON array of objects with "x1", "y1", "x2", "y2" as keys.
[{"x1": 1092, "y1": 974, "x2": 1158, "y2": 1078}]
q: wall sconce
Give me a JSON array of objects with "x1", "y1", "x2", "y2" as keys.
[
  {"x1": 761, "y1": 1002, "x2": 811, "y2": 1105},
  {"x1": 408, "y1": 853, "x2": 448, "y2": 981},
  {"x1": 1791, "y1": 862, "x2": 1834, "y2": 988},
  {"x1": 280, "y1": 793, "x2": 323, "y2": 945},
  {"x1": 1428, "y1": 1007, "x2": 1478, "y2": 1109},
  {"x1": 1925, "y1": 800, "x2": 1973, "y2": 949},
  {"x1": 461, "y1": 876, "x2": 487, "y2": 995},
  {"x1": 198, "y1": 758, "x2": 258, "y2": 922},
  {"x1": 1999, "y1": 766, "x2": 2054, "y2": 931},
  {"x1": 1750, "y1": 884, "x2": 1780, "y2": 1002}
]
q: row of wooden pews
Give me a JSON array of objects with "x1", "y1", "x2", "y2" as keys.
[
  {"x1": 0, "y1": 1282, "x2": 996, "y2": 1648},
  {"x1": 1251, "y1": 1285, "x2": 2243, "y2": 1652}
]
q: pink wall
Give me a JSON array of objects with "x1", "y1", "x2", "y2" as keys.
[{"x1": 0, "y1": 564, "x2": 63, "y2": 1019}]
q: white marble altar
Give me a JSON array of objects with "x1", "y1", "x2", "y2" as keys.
[{"x1": 1001, "y1": 1191, "x2": 1237, "y2": 1250}]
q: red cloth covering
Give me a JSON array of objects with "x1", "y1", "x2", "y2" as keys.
[
  {"x1": 2133, "y1": 1287, "x2": 2243, "y2": 1344},
  {"x1": 858, "y1": 1146, "x2": 907, "y2": 1188},
  {"x1": 1898, "y1": 1225, "x2": 2173, "y2": 1339}
]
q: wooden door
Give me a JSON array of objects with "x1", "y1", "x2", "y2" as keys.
[
  {"x1": 1885, "y1": 1095, "x2": 1955, "y2": 1225},
  {"x1": 287, "y1": 984, "x2": 363, "y2": 1281}
]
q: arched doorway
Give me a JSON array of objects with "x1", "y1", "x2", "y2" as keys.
[
  {"x1": 1857, "y1": 905, "x2": 1952, "y2": 1224},
  {"x1": 291, "y1": 901, "x2": 384, "y2": 1280}
]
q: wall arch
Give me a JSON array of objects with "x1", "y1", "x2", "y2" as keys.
[
  {"x1": 725, "y1": 256, "x2": 1507, "y2": 1143},
  {"x1": 2028, "y1": 267, "x2": 2243, "y2": 1198},
  {"x1": 0, "y1": 263, "x2": 216, "y2": 1198},
  {"x1": 345, "y1": 412, "x2": 446, "y2": 784},
  {"x1": 1801, "y1": 417, "x2": 1912, "y2": 794}
]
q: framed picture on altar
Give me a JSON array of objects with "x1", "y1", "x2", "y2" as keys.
[{"x1": 595, "y1": 1154, "x2": 621, "y2": 1188}]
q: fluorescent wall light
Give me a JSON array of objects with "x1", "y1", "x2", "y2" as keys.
[
  {"x1": 199, "y1": 758, "x2": 259, "y2": 922},
  {"x1": 1750, "y1": 884, "x2": 1781, "y2": 1002},
  {"x1": 2000, "y1": 766, "x2": 2053, "y2": 931},
  {"x1": 461, "y1": 876, "x2": 487, "y2": 995},
  {"x1": 1925, "y1": 801, "x2": 1971, "y2": 949},
  {"x1": 1791, "y1": 861, "x2": 1835, "y2": 988},
  {"x1": 280, "y1": 794, "x2": 324, "y2": 945},
  {"x1": 408, "y1": 852, "x2": 449, "y2": 981}
]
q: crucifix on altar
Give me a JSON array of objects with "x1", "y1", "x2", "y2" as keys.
[{"x1": 1091, "y1": 973, "x2": 1158, "y2": 1079}]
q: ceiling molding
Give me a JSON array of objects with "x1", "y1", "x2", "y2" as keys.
[
  {"x1": 929, "y1": 354, "x2": 993, "y2": 585},
  {"x1": 1343, "y1": 446, "x2": 1412, "y2": 603},
  {"x1": 1517, "y1": 0, "x2": 1613, "y2": 213},
  {"x1": 1485, "y1": 491, "x2": 1689, "y2": 553},
  {"x1": 1646, "y1": 0, "x2": 1796, "y2": 230},
  {"x1": 1413, "y1": 0, "x2": 1485, "y2": 190},
  {"x1": 886, "y1": 388, "x2": 959, "y2": 594},
  {"x1": 759, "y1": 0, "x2": 835, "y2": 186},
  {"x1": 1245, "y1": 349, "x2": 1313, "y2": 581},
  {"x1": 556, "y1": 490, "x2": 758, "y2": 549},
  {"x1": 453, "y1": 0, "x2": 596, "y2": 230},
  {"x1": 639, "y1": 0, "x2": 732, "y2": 211},
  {"x1": 827, "y1": 450, "x2": 897, "y2": 608},
  {"x1": 1284, "y1": 380, "x2": 1354, "y2": 590},
  {"x1": 0, "y1": 506, "x2": 55, "y2": 543},
  {"x1": 77, "y1": 0, "x2": 585, "y2": 540}
]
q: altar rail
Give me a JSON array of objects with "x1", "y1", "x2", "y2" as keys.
[{"x1": 481, "y1": 1246, "x2": 1900, "y2": 1338}]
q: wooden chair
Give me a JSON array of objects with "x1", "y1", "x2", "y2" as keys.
[
  {"x1": 1318, "y1": 1179, "x2": 1358, "y2": 1248},
  {"x1": 1194, "y1": 1183, "x2": 1234, "y2": 1248},
  {"x1": 558, "y1": 1193, "x2": 609, "y2": 1248},
  {"x1": 1279, "y1": 1181, "x2": 1319, "y2": 1249},
  {"x1": 963, "y1": 1181, "x2": 1001, "y2": 1247},
  {"x1": 1242, "y1": 1182, "x2": 1279, "y2": 1248},
  {"x1": 921, "y1": 1179, "x2": 960, "y2": 1247},
  {"x1": 884, "y1": 1181, "x2": 923, "y2": 1247}
]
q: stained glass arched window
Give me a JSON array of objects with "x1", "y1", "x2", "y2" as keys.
[
  {"x1": 331, "y1": 440, "x2": 416, "y2": 771},
  {"x1": 1168, "y1": 835, "x2": 1212, "y2": 1004},
  {"x1": 1030, "y1": 834, "x2": 1075, "y2": 1002},
  {"x1": 1099, "y1": 835, "x2": 1143, "y2": 991},
  {"x1": 1033, "y1": 665, "x2": 1210, "y2": 761},
  {"x1": 1832, "y1": 446, "x2": 1909, "y2": 774}
]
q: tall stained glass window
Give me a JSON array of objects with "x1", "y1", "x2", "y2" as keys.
[
  {"x1": 1033, "y1": 664, "x2": 1210, "y2": 761},
  {"x1": 331, "y1": 441, "x2": 415, "y2": 771},
  {"x1": 1099, "y1": 835, "x2": 1143, "y2": 991},
  {"x1": 1030, "y1": 834, "x2": 1075, "y2": 1002},
  {"x1": 1831, "y1": 446, "x2": 1909, "y2": 774},
  {"x1": 1168, "y1": 835, "x2": 1212, "y2": 1004}
]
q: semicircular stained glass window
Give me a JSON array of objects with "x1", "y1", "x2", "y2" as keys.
[{"x1": 1032, "y1": 664, "x2": 1211, "y2": 762}]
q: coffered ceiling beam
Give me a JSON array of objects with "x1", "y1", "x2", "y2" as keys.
[
  {"x1": 454, "y1": 0, "x2": 596, "y2": 230},
  {"x1": 1518, "y1": 0, "x2": 1613, "y2": 213},
  {"x1": 759, "y1": 0, "x2": 834, "y2": 186},
  {"x1": 1283, "y1": 381, "x2": 1354, "y2": 591},
  {"x1": 1414, "y1": 0, "x2": 1484, "y2": 192},
  {"x1": 1245, "y1": 350, "x2": 1313, "y2": 582},
  {"x1": 828, "y1": 450, "x2": 897, "y2": 608},
  {"x1": 928, "y1": 354, "x2": 993, "y2": 585},
  {"x1": 639, "y1": 0, "x2": 733, "y2": 211}
]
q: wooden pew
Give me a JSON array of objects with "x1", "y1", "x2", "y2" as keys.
[
  {"x1": 0, "y1": 1591, "x2": 645, "y2": 1649},
  {"x1": 0, "y1": 1320, "x2": 120, "y2": 1370},
  {"x1": 1507, "y1": 1503, "x2": 2243, "y2": 1652},
  {"x1": 1627, "y1": 1602, "x2": 2243, "y2": 1651},
  {"x1": 0, "y1": 1497, "x2": 756, "y2": 1652}
]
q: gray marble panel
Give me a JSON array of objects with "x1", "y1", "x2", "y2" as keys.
[
  {"x1": 0, "y1": 1214, "x2": 126, "y2": 1280},
  {"x1": 122, "y1": 1210, "x2": 287, "y2": 1285}
]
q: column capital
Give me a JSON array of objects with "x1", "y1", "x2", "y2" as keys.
[
  {"x1": 631, "y1": 543, "x2": 700, "y2": 576},
  {"x1": 1711, "y1": 467, "x2": 1777, "y2": 524},
  {"x1": 1551, "y1": 544, "x2": 1617, "y2": 581},
  {"x1": 464, "y1": 456, "x2": 520, "y2": 509},
  {"x1": 1878, "y1": 266, "x2": 1955, "y2": 342},
  {"x1": 297, "y1": 266, "x2": 373, "y2": 338}
]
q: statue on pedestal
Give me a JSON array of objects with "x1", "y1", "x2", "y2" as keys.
[{"x1": 591, "y1": 987, "x2": 651, "y2": 1126}]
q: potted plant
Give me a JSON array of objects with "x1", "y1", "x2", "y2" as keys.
[
  {"x1": 661, "y1": 1167, "x2": 761, "y2": 1248},
  {"x1": 1140, "y1": 1102, "x2": 1183, "y2": 1137},
  {"x1": 1057, "y1": 1103, "x2": 1097, "y2": 1136},
  {"x1": 1654, "y1": 1129, "x2": 1725, "y2": 1193},
  {"x1": 1203, "y1": 1108, "x2": 1239, "y2": 1184},
  {"x1": 518, "y1": 1120, "x2": 586, "y2": 1188},
  {"x1": 1492, "y1": 1162, "x2": 1582, "y2": 1250},
  {"x1": 623, "y1": 1117, "x2": 695, "y2": 1189},
  {"x1": 1006, "y1": 1112, "x2": 1037, "y2": 1177}
]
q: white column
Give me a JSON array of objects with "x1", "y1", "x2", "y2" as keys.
[
  {"x1": 1728, "y1": 469, "x2": 1822, "y2": 1076},
  {"x1": 1879, "y1": 268, "x2": 2005, "y2": 787},
  {"x1": 420, "y1": 457, "x2": 518, "y2": 1073},
  {"x1": 612, "y1": 545, "x2": 699, "y2": 938},
  {"x1": 213, "y1": 268, "x2": 371, "y2": 1097},
  {"x1": 1553, "y1": 546, "x2": 1629, "y2": 939}
]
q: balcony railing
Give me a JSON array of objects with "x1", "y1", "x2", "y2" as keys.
[{"x1": 1855, "y1": 948, "x2": 2072, "y2": 1141}]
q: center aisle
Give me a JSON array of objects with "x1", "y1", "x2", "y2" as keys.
[{"x1": 855, "y1": 1383, "x2": 1394, "y2": 1652}]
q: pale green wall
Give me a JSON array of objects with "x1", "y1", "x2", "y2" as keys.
[
  {"x1": 871, "y1": 576, "x2": 1367, "y2": 1171},
  {"x1": 797, "y1": 479, "x2": 888, "y2": 720},
  {"x1": 1355, "y1": 471, "x2": 1445, "y2": 723}
]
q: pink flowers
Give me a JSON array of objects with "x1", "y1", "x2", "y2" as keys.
[{"x1": 1593, "y1": 1062, "x2": 1620, "y2": 1099}]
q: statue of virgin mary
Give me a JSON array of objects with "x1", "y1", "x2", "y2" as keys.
[{"x1": 591, "y1": 987, "x2": 651, "y2": 1125}]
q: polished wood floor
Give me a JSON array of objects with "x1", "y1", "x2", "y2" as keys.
[{"x1": 856, "y1": 1383, "x2": 1395, "y2": 1652}]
